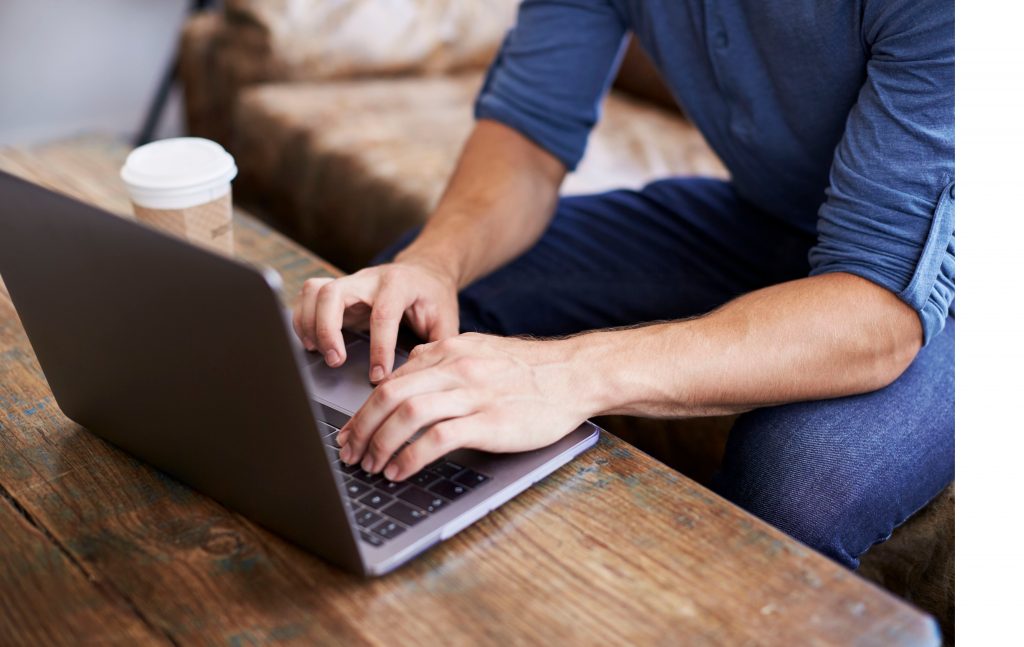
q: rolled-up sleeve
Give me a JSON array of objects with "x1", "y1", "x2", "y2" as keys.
[
  {"x1": 808, "y1": 0, "x2": 954, "y2": 345},
  {"x1": 474, "y1": 0, "x2": 628, "y2": 170}
]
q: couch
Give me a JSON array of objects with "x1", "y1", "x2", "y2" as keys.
[{"x1": 178, "y1": 3, "x2": 953, "y2": 640}]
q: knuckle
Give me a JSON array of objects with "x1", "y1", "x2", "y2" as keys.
[
  {"x1": 375, "y1": 381, "x2": 397, "y2": 406},
  {"x1": 431, "y1": 422, "x2": 457, "y2": 449},
  {"x1": 436, "y1": 338, "x2": 457, "y2": 353},
  {"x1": 370, "y1": 302, "x2": 398, "y2": 323},
  {"x1": 315, "y1": 283, "x2": 337, "y2": 306},
  {"x1": 302, "y1": 278, "x2": 324, "y2": 295},
  {"x1": 452, "y1": 356, "x2": 477, "y2": 376},
  {"x1": 399, "y1": 398, "x2": 422, "y2": 421}
]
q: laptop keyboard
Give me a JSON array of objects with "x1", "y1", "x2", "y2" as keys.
[{"x1": 317, "y1": 419, "x2": 491, "y2": 546}]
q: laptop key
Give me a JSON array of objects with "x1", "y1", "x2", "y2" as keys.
[
  {"x1": 372, "y1": 520, "x2": 405, "y2": 540},
  {"x1": 409, "y1": 470, "x2": 441, "y2": 487},
  {"x1": 425, "y1": 458, "x2": 446, "y2": 471},
  {"x1": 379, "y1": 480, "x2": 407, "y2": 494},
  {"x1": 344, "y1": 481, "x2": 370, "y2": 498},
  {"x1": 352, "y1": 469, "x2": 384, "y2": 485},
  {"x1": 359, "y1": 491, "x2": 393, "y2": 509},
  {"x1": 397, "y1": 486, "x2": 447, "y2": 513},
  {"x1": 429, "y1": 479, "x2": 468, "y2": 500},
  {"x1": 382, "y1": 501, "x2": 428, "y2": 527},
  {"x1": 316, "y1": 420, "x2": 339, "y2": 436},
  {"x1": 338, "y1": 461, "x2": 361, "y2": 474},
  {"x1": 453, "y1": 469, "x2": 490, "y2": 489},
  {"x1": 353, "y1": 507, "x2": 382, "y2": 528},
  {"x1": 359, "y1": 530, "x2": 384, "y2": 547},
  {"x1": 434, "y1": 461, "x2": 464, "y2": 479}
]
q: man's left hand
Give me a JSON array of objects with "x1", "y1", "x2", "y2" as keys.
[{"x1": 335, "y1": 333, "x2": 588, "y2": 481}]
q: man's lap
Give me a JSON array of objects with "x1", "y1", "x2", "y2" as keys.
[
  {"x1": 455, "y1": 177, "x2": 817, "y2": 335},
  {"x1": 375, "y1": 176, "x2": 954, "y2": 568}
]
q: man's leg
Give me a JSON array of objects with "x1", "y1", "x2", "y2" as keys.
[
  {"x1": 711, "y1": 317, "x2": 955, "y2": 569},
  {"x1": 378, "y1": 177, "x2": 954, "y2": 566},
  {"x1": 376, "y1": 177, "x2": 818, "y2": 334}
]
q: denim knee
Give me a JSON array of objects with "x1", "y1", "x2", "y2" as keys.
[
  {"x1": 713, "y1": 465, "x2": 869, "y2": 569},
  {"x1": 710, "y1": 400, "x2": 941, "y2": 570}
]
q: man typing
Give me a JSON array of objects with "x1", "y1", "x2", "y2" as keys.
[{"x1": 292, "y1": 0, "x2": 953, "y2": 569}]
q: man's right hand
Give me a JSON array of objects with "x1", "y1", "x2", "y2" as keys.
[
  {"x1": 291, "y1": 120, "x2": 565, "y2": 384},
  {"x1": 292, "y1": 260, "x2": 460, "y2": 383}
]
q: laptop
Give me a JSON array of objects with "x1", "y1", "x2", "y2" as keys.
[{"x1": 0, "y1": 170, "x2": 601, "y2": 576}]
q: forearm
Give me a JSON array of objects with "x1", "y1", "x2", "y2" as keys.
[
  {"x1": 569, "y1": 273, "x2": 923, "y2": 418},
  {"x1": 396, "y1": 119, "x2": 566, "y2": 288}
]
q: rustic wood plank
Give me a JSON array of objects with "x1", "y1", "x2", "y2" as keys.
[
  {"x1": 0, "y1": 467, "x2": 162, "y2": 646},
  {"x1": 0, "y1": 137, "x2": 940, "y2": 646}
]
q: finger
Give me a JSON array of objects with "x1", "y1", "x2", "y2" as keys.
[
  {"x1": 291, "y1": 308, "x2": 305, "y2": 347},
  {"x1": 426, "y1": 306, "x2": 460, "y2": 342},
  {"x1": 298, "y1": 280, "x2": 326, "y2": 350},
  {"x1": 314, "y1": 281, "x2": 349, "y2": 367},
  {"x1": 368, "y1": 283, "x2": 412, "y2": 383},
  {"x1": 389, "y1": 341, "x2": 446, "y2": 381},
  {"x1": 383, "y1": 415, "x2": 485, "y2": 481},
  {"x1": 340, "y1": 367, "x2": 460, "y2": 467},
  {"x1": 363, "y1": 390, "x2": 477, "y2": 473}
]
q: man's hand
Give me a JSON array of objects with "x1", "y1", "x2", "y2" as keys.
[
  {"x1": 292, "y1": 260, "x2": 460, "y2": 382},
  {"x1": 334, "y1": 333, "x2": 589, "y2": 481}
]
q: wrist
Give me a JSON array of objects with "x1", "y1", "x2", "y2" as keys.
[
  {"x1": 552, "y1": 331, "x2": 628, "y2": 418},
  {"x1": 394, "y1": 243, "x2": 464, "y2": 289}
]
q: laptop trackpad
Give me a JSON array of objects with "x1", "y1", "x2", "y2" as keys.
[{"x1": 302, "y1": 338, "x2": 406, "y2": 413}]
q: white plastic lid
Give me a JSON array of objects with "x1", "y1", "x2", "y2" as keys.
[{"x1": 121, "y1": 137, "x2": 238, "y2": 210}]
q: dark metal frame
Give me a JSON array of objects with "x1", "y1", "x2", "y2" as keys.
[{"x1": 135, "y1": 0, "x2": 216, "y2": 146}]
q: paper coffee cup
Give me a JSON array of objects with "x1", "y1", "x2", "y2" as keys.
[{"x1": 120, "y1": 138, "x2": 238, "y2": 255}]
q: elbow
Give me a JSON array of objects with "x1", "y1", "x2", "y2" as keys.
[
  {"x1": 863, "y1": 307, "x2": 923, "y2": 392},
  {"x1": 869, "y1": 333, "x2": 920, "y2": 391},
  {"x1": 829, "y1": 273, "x2": 925, "y2": 393}
]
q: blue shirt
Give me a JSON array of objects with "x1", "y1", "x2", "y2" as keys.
[{"x1": 475, "y1": 0, "x2": 954, "y2": 345}]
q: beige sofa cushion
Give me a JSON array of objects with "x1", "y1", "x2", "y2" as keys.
[
  {"x1": 232, "y1": 73, "x2": 727, "y2": 270},
  {"x1": 224, "y1": 0, "x2": 519, "y2": 79}
]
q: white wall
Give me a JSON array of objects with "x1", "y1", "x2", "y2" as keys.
[{"x1": 0, "y1": 0, "x2": 193, "y2": 145}]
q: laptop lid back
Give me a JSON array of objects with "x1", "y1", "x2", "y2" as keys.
[{"x1": 0, "y1": 171, "x2": 363, "y2": 572}]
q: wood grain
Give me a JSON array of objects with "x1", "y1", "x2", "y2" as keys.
[{"x1": 0, "y1": 137, "x2": 939, "y2": 646}]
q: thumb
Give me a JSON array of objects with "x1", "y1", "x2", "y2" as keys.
[{"x1": 426, "y1": 306, "x2": 460, "y2": 342}]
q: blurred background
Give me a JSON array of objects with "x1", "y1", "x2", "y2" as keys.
[{"x1": 0, "y1": 0, "x2": 196, "y2": 145}]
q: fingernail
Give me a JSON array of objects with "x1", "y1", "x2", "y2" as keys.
[
  {"x1": 339, "y1": 444, "x2": 352, "y2": 463},
  {"x1": 384, "y1": 465, "x2": 398, "y2": 481},
  {"x1": 303, "y1": 338, "x2": 315, "y2": 351},
  {"x1": 326, "y1": 349, "x2": 341, "y2": 366},
  {"x1": 361, "y1": 456, "x2": 374, "y2": 473},
  {"x1": 370, "y1": 365, "x2": 384, "y2": 382}
]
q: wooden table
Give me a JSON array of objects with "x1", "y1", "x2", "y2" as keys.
[{"x1": 0, "y1": 137, "x2": 940, "y2": 646}]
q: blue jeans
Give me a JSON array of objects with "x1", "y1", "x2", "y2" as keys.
[{"x1": 377, "y1": 177, "x2": 954, "y2": 569}]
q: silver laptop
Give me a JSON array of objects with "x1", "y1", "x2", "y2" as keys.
[{"x1": 0, "y1": 170, "x2": 600, "y2": 576}]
